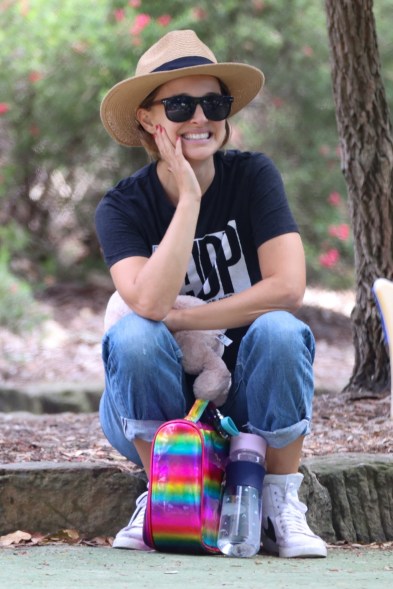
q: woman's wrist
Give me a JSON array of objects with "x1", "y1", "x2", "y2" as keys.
[{"x1": 163, "y1": 308, "x2": 182, "y2": 332}]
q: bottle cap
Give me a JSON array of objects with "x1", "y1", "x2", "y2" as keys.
[{"x1": 229, "y1": 432, "x2": 267, "y2": 458}]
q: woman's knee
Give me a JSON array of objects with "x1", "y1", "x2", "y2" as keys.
[
  {"x1": 103, "y1": 312, "x2": 181, "y2": 368},
  {"x1": 237, "y1": 311, "x2": 315, "y2": 434},
  {"x1": 245, "y1": 310, "x2": 315, "y2": 360}
]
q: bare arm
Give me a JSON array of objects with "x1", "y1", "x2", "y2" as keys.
[
  {"x1": 163, "y1": 232, "x2": 306, "y2": 332},
  {"x1": 110, "y1": 196, "x2": 199, "y2": 320},
  {"x1": 110, "y1": 129, "x2": 202, "y2": 321}
]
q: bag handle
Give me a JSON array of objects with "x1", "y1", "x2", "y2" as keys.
[
  {"x1": 185, "y1": 399, "x2": 209, "y2": 423},
  {"x1": 185, "y1": 399, "x2": 239, "y2": 438}
]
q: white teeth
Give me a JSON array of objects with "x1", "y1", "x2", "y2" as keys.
[{"x1": 183, "y1": 132, "x2": 209, "y2": 140}]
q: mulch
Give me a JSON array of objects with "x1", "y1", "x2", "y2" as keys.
[{"x1": 0, "y1": 284, "x2": 392, "y2": 466}]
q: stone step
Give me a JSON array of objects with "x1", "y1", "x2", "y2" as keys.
[
  {"x1": 300, "y1": 454, "x2": 393, "y2": 543},
  {"x1": 0, "y1": 382, "x2": 103, "y2": 414},
  {"x1": 1, "y1": 454, "x2": 392, "y2": 543}
]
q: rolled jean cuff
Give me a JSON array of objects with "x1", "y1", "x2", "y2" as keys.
[
  {"x1": 122, "y1": 417, "x2": 164, "y2": 443},
  {"x1": 247, "y1": 418, "x2": 311, "y2": 449}
]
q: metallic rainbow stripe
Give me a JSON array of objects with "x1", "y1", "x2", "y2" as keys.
[{"x1": 146, "y1": 419, "x2": 228, "y2": 553}]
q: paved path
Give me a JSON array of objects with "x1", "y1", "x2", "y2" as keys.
[{"x1": 0, "y1": 545, "x2": 392, "y2": 589}]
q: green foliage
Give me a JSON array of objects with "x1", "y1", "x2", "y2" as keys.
[
  {"x1": 0, "y1": 251, "x2": 44, "y2": 332},
  {"x1": 0, "y1": 222, "x2": 43, "y2": 331},
  {"x1": 1, "y1": 0, "x2": 392, "y2": 293}
]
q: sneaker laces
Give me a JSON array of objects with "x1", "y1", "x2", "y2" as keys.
[
  {"x1": 276, "y1": 483, "x2": 314, "y2": 538},
  {"x1": 124, "y1": 491, "x2": 148, "y2": 530}
]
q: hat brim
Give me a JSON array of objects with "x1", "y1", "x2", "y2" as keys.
[{"x1": 100, "y1": 62, "x2": 264, "y2": 147}]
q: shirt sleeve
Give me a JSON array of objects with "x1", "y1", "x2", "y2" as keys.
[
  {"x1": 95, "y1": 189, "x2": 151, "y2": 268},
  {"x1": 248, "y1": 154, "x2": 298, "y2": 248}
]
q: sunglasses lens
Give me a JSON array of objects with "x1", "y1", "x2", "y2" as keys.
[
  {"x1": 163, "y1": 95, "x2": 233, "y2": 122},
  {"x1": 202, "y1": 96, "x2": 233, "y2": 121},
  {"x1": 164, "y1": 96, "x2": 195, "y2": 122}
]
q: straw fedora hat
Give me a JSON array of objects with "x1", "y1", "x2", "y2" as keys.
[{"x1": 100, "y1": 29, "x2": 264, "y2": 147}]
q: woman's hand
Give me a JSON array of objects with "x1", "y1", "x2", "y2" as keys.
[
  {"x1": 161, "y1": 233, "x2": 307, "y2": 332},
  {"x1": 154, "y1": 124, "x2": 202, "y2": 202}
]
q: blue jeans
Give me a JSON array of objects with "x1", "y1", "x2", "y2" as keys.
[{"x1": 99, "y1": 310, "x2": 315, "y2": 467}]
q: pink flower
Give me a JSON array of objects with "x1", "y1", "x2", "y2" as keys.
[
  {"x1": 328, "y1": 224, "x2": 350, "y2": 241},
  {"x1": 252, "y1": 0, "x2": 265, "y2": 11},
  {"x1": 9, "y1": 283, "x2": 19, "y2": 294},
  {"x1": 302, "y1": 45, "x2": 314, "y2": 57},
  {"x1": 28, "y1": 71, "x2": 43, "y2": 83},
  {"x1": 319, "y1": 249, "x2": 340, "y2": 268},
  {"x1": 272, "y1": 96, "x2": 284, "y2": 109},
  {"x1": 0, "y1": 102, "x2": 10, "y2": 115},
  {"x1": 30, "y1": 124, "x2": 40, "y2": 137},
  {"x1": 20, "y1": 0, "x2": 29, "y2": 16},
  {"x1": 131, "y1": 13, "x2": 151, "y2": 35},
  {"x1": 129, "y1": 0, "x2": 141, "y2": 7},
  {"x1": 328, "y1": 191, "x2": 341, "y2": 207},
  {"x1": 192, "y1": 7, "x2": 207, "y2": 20},
  {"x1": 114, "y1": 9, "x2": 125, "y2": 22},
  {"x1": 157, "y1": 14, "x2": 171, "y2": 26},
  {"x1": 319, "y1": 144, "x2": 330, "y2": 157}
]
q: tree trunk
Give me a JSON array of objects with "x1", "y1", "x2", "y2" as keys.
[{"x1": 325, "y1": 0, "x2": 393, "y2": 397}]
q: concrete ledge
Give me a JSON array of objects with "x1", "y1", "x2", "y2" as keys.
[
  {"x1": 0, "y1": 382, "x2": 103, "y2": 413},
  {"x1": 1, "y1": 454, "x2": 392, "y2": 542},
  {"x1": 300, "y1": 454, "x2": 393, "y2": 543},
  {"x1": 0, "y1": 462, "x2": 146, "y2": 537}
]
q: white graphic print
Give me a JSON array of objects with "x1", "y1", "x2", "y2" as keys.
[{"x1": 181, "y1": 220, "x2": 251, "y2": 301}]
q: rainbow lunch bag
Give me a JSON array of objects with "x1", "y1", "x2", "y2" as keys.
[{"x1": 143, "y1": 399, "x2": 238, "y2": 554}]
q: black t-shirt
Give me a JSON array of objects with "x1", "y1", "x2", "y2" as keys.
[{"x1": 95, "y1": 149, "x2": 298, "y2": 368}]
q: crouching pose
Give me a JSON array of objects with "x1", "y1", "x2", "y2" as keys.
[{"x1": 95, "y1": 29, "x2": 327, "y2": 559}]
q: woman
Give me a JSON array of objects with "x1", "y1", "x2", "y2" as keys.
[{"x1": 96, "y1": 29, "x2": 327, "y2": 558}]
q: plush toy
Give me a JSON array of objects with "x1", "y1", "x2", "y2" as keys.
[{"x1": 104, "y1": 291, "x2": 232, "y2": 406}]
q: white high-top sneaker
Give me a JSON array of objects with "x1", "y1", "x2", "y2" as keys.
[
  {"x1": 262, "y1": 473, "x2": 327, "y2": 558},
  {"x1": 112, "y1": 490, "x2": 151, "y2": 550}
]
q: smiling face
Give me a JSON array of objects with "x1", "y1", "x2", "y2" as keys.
[{"x1": 137, "y1": 75, "x2": 228, "y2": 164}]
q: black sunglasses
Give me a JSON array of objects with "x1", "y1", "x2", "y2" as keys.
[{"x1": 150, "y1": 93, "x2": 234, "y2": 123}]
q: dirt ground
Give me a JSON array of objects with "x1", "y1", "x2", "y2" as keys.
[{"x1": 0, "y1": 284, "x2": 392, "y2": 467}]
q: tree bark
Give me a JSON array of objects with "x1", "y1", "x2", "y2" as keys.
[{"x1": 325, "y1": 0, "x2": 393, "y2": 396}]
